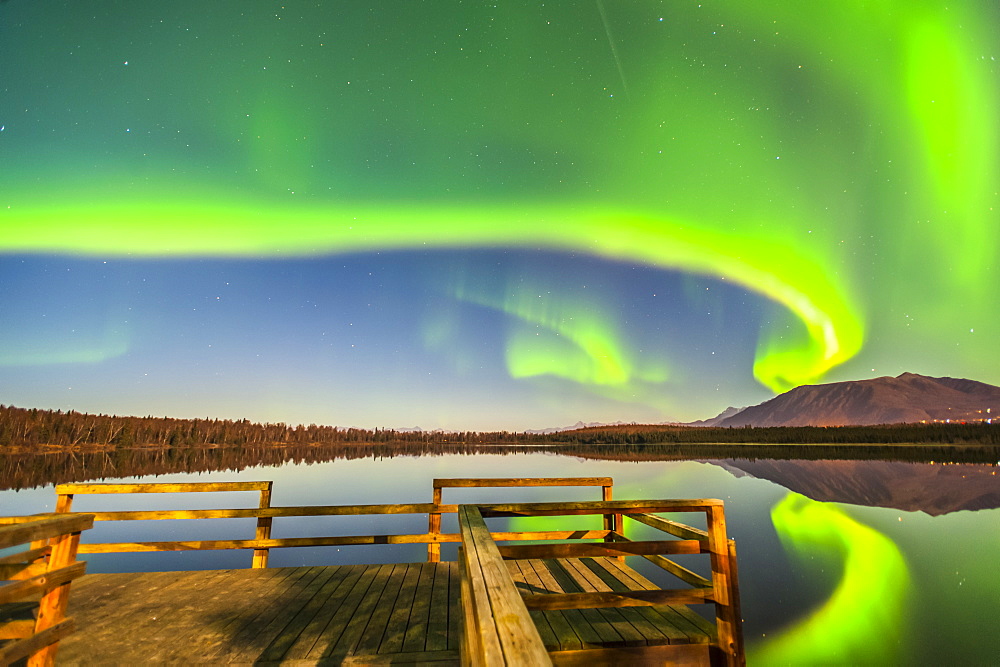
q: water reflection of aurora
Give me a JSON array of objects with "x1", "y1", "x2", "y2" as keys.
[
  {"x1": 751, "y1": 493, "x2": 911, "y2": 665},
  {"x1": 508, "y1": 490, "x2": 911, "y2": 664}
]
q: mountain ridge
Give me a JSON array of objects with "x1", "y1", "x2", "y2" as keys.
[{"x1": 716, "y1": 372, "x2": 1000, "y2": 427}]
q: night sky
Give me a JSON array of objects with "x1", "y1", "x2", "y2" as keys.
[{"x1": 2, "y1": 1, "x2": 998, "y2": 430}]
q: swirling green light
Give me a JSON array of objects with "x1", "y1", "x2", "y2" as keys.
[
  {"x1": 453, "y1": 279, "x2": 668, "y2": 395},
  {"x1": 751, "y1": 493, "x2": 910, "y2": 665},
  {"x1": 0, "y1": 200, "x2": 861, "y2": 391}
]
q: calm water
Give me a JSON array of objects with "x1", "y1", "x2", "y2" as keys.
[{"x1": 2, "y1": 450, "x2": 999, "y2": 665}]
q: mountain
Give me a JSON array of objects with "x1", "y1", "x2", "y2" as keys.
[
  {"x1": 685, "y1": 406, "x2": 748, "y2": 427},
  {"x1": 716, "y1": 372, "x2": 1000, "y2": 427},
  {"x1": 524, "y1": 420, "x2": 637, "y2": 435}
]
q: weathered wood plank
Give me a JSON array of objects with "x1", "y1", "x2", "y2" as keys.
[
  {"x1": 458, "y1": 504, "x2": 552, "y2": 665},
  {"x1": 0, "y1": 618, "x2": 75, "y2": 666},
  {"x1": 255, "y1": 564, "x2": 359, "y2": 662},
  {"x1": 338, "y1": 648, "x2": 460, "y2": 664},
  {"x1": 75, "y1": 532, "x2": 463, "y2": 554},
  {"x1": 356, "y1": 562, "x2": 410, "y2": 655},
  {"x1": 559, "y1": 559, "x2": 647, "y2": 648},
  {"x1": 217, "y1": 566, "x2": 329, "y2": 661},
  {"x1": 543, "y1": 559, "x2": 625, "y2": 647},
  {"x1": 434, "y1": 477, "x2": 613, "y2": 488},
  {"x1": 584, "y1": 558, "x2": 686, "y2": 645},
  {"x1": 0, "y1": 562, "x2": 87, "y2": 605},
  {"x1": 122, "y1": 568, "x2": 254, "y2": 661},
  {"x1": 0, "y1": 514, "x2": 93, "y2": 550},
  {"x1": 60, "y1": 572, "x2": 198, "y2": 662},
  {"x1": 304, "y1": 563, "x2": 385, "y2": 659},
  {"x1": 523, "y1": 587, "x2": 714, "y2": 610},
  {"x1": 73, "y1": 502, "x2": 461, "y2": 521},
  {"x1": 510, "y1": 559, "x2": 580, "y2": 652},
  {"x1": 597, "y1": 556, "x2": 714, "y2": 644},
  {"x1": 591, "y1": 557, "x2": 696, "y2": 644},
  {"x1": 479, "y1": 499, "x2": 723, "y2": 518},
  {"x1": 627, "y1": 512, "x2": 709, "y2": 540},
  {"x1": 499, "y1": 540, "x2": 704, "y2": 560},
  {"x1": 548, "y1": 642, "x2": 712, "y2": 666},
  {"x1": 424, "y1": 562, "x2": 452, "y2": 652},
  {"x1": 280, "y1": 564, "x2": 367, "y2": 660},
  {"x1": 445, "y1": 561, "x2": 462, "y2": 652},
  {"x1": 380, "y1": 562, "x2": 423, "y2": 654},
  {"x1": 400, "y1": 562, "x2": 438, "y2": 653},
  {"x1": 321, "y1": 563, "x2": 397, "y2": 662},
  {"x1": 0, "y1": 545, "x2": 49, "y2": 566},
  {"x1": 55, "y1": 481, "x2": 271, "y2": 494},
  {"x1": 526, "y1": 559, "x2": 604, "y2": 648}
]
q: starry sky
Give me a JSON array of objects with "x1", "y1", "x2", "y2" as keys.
[{"x1": 1, "y1": 1, "x2": 998, "y2": 431}]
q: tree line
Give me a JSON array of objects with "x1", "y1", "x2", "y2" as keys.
[{"x1": 1, "y1": 404, "x2": 998, "y2": 454}]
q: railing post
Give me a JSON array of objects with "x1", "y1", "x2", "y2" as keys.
[
  {"x1": 428, "y1": 484, "x2": 442, "y2": 563},
  {"x1": 602, "y1": 483, "x2": 624, "y2": 561},
  {"x1": 38, "y1": 491, "x2": 76, "y2": 556},
  {"x1": 706, "y1": 505, "x2": 742, "y2": 666},
  {"x1": 28, "y1": 522, "x2": 85, "y2": 667},
  {"x1": 252, "y1": 481, "x2": 273, "y2": 569}
]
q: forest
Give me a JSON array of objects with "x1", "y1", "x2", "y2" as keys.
[{"x1": 1, "y1": 404, "x2": 999, "y2": 454}]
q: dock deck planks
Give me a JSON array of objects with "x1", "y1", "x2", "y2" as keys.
[{"x1": 55, "y1": 558, "x2": 711, "y2": 664}]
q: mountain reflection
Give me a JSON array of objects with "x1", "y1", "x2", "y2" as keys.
[{"x1": 711, "y1": 459, "x2": 1000, "y2": 515}]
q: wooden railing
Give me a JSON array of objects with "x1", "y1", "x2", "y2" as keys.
[
  {"x1": 474, "y1": 498, "x2": 745, "y2": 667},
  {"x1": 0, "y1": 513, "x2": 94, "y2": 667},
  {"x1": 457, "y1": 505, "x2": 552, "y2": 666},
  {"x1": 427, "y1": 477, "x2": 613, "y2": 562},
  {"x1": 45, "y1": 479, "x2": 743, "y2": 664},
  {"x1": 55, "y1": 481, "x2": 274, "y2": 566},
  {"x1": 53, "y1": 478, "x2": 617, "y2": 568}
]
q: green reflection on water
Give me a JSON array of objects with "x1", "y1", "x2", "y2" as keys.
[{"x1": 751, "y1": 493, "x2": 911, "y2": 665}]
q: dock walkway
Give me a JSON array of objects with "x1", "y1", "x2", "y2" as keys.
[{"x1": 57, "y1": 557, "x2": 714, "y2": 664}]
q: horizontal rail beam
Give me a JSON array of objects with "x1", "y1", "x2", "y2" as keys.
[
  {"x1": 627, "y1": 512, "x2": 709, "y2": 540},
  {"x1": 74, "y1": 528, "x2": 620, "y2": 554},
  {"x1": 497, "y1": 539, "x2": 704, "y2": 560},
  {"x1": 0, "y1": 562, "x2": 88, "y2": 606},
  {"x1": 0, "y1": 514, "x2": 94, "y2": 550},
  {"x1": 76, "y1": 533, "x2": 459, "y2": 553},
  {"x1": 434, "y1": 477, "x2": 612, "y2": 488},
  {"x1": 0, "y1": 545, "x2": 50, "y2": 566},
  {"x1": 0, "y1": 619, "x2": 76, "y2": 666},
  {"x1": 55, "y1": 482, "x2": 271, "y2": 494},
  {"x1": 478, "y1": 498, "x2": 722, "y2": 517},
  {"x1": 521, "y1": 588, "x2": 715, "y2": 610},
  {"x1": 72, "y1": 503, "x2": 462, "y2": 522}
]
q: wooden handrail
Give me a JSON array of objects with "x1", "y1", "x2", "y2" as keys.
[
  {"x1": 457, "y1": 505, "x2": 552, "y2": 666},
  {"x1": 50, "y1": 480, "x2": 619, "y2": 565},
  {"x1": 428, "y1": 477, "x2": 614, "y2": 563},
  {"x1": 469, "y1": 498, "x2": 744, "y2": 667},
  {"x1": 0, "y1": 513, "x2": 94, "y2": 667},
  {"x1": 54, "y1": 481, "x2": 274, "y2": 568}
]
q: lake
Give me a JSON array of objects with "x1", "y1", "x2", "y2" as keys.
[{"x1": 2, "y1": 445, "x2": 998, "y2": 665}]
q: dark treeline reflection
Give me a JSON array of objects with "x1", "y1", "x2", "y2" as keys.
[
  {"x1": 2, "y1": 441, "x2": 998, "y2": 492},
  {"x1": 0, "y1": 442, "x2": 541, "y2": 491}
]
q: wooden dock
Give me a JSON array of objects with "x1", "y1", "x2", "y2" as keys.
[
  {"x1": 54, "y1": 556, "x2": 715, "y2": 665},
  {"x1": 2, "y1": 477, "x2": 744, "y2": 666}
]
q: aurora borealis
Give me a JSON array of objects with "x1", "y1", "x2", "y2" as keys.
[{"x1": 1, "y1": 1, "x2": 997, "y2": 429}]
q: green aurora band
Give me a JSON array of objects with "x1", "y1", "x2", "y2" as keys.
[
  {"x1": 452, "y1": 277, "x2": 669, "y2": 396},
  {"x1": 751, "y1": 493, "x2": 911, "y2": 665},
  {"x1": 2, "y1": 202, "x2": 859, "y2": 392}
]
